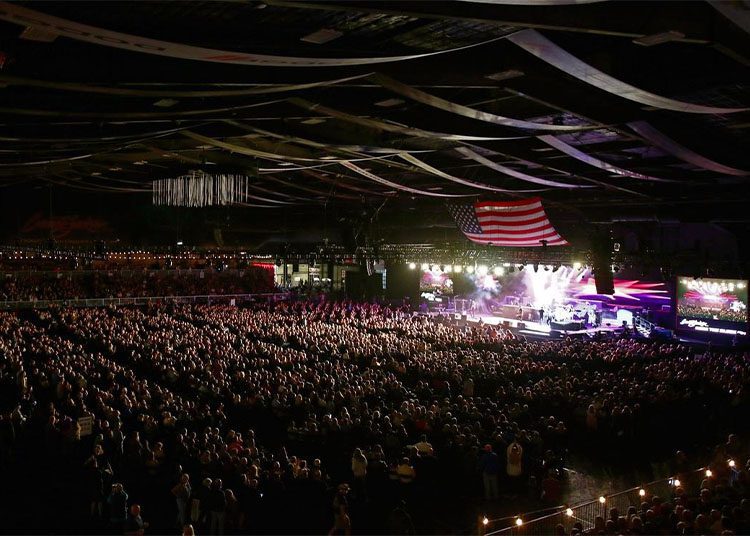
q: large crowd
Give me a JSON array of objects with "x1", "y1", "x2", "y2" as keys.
[
  {"x1": 0, "y1": 300, "x2": 748, "y2": 535},
  {"x1": 0, "y1": 268, "x2": 274, "y2": 303}
]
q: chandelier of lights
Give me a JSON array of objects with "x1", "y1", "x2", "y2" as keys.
[{"x1": 152, "y1": 170, "x2": 250, "y2": 207}]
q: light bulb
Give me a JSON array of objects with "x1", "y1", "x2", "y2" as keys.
[
  {"x1": 482, "y1": 517, "x2": 489, "y2": 526},
  {"x1": 705, "y1": 469, "x2": 712, "y2": 477},
  {"x1": 515, "y1": 518, "x2": 523, "y2": 527},
  {"x1": 673, "y1": 479, "x2": 681, "y2": 487},
  {"x1": 729, "y1": 459, "x2": 736, "y2": 468},
  {"x1": 599, "y1": 496, "x2": 606, "y2": 504},
  {"x1": 565, "y1": 508, "x2": 573, "y2": 517},
  {"x1": 639, "y1": 489, "x2": 646, "y2": 497},
  {"x1": 408, "y1": 262, "x2": 416, "y2": 270}
]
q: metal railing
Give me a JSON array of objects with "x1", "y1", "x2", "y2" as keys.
[
  {"x1": 0, "y1": 292, "x2": 288, "y2": 310},
  {"x1": 480, "y1": 468, "x2": 707, "y2": 536}
]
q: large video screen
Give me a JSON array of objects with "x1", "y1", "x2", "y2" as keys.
[{"x1": 676, "y1": 277, "x2": 748, "y2": 336}]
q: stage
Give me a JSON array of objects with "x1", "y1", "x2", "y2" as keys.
[{"x1": 434, "y1": 312, "x2": 626, "y2": 338}]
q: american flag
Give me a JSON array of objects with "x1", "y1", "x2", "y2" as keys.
[{"x1": 448, "y1": 197, "x2": 568, "y2": 247}]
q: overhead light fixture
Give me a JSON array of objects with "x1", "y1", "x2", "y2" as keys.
[
  {"x1": 301, "y1": 28, "x2": 343, "y2": 44},
  {"x1": 485, "y1": 69, "x2": 524, "y2": 82},
  {"x1": 408, "y1": 262, "x2": 416, "y2": 270},
  {"x1": 374, "y1": 98, "x2": 405, "y2": 107},
  {"x1": 633, "y1": 30, "x2": 684, "y2": 47}
]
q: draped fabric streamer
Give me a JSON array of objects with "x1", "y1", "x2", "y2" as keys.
[
  {"x1": 301, "y1": 170, "x2": 395, "y2": 196},
  {"x1": 457, "y1": 0, "x2": 604, "y2": 4},
  {"x1": 398, "y1": 153, "x2": 548, "y2": 193},
  {"x1": 262, "y1": 175, "x2": 362, "y2": 201},
  {"x1": 340, "y1": 162, "x2": 475, "y2": 198},
  {"x1": 370, "y1": 73, "x2": 588, "y2": 131},
  {"x1": 627, "y1": 121, "x2": 748, "y2": 176},
  {"x1": 0, "y1": 73, "x2": 371, "y2": 98},
  {"x1": 183, "y1": 131, "x2": 402, "y2": 164},
  {"x1": 0, "y1": 2, "x2": 506, "y2": 67},
  {"x1": 288, "y1": 98, "x2": 529, "y2": 141},
  {"x1": 223, "y1": 120, "x2": 435, "y2": 154},
  {"x1": 152, "y1": 171, "x2": 253, "y2": 207},
  {"x1": 0, "y1": 99, "x2": 283, "y2": 119},
  {"x1": 537, "y1": 135, "x2": 675, "y2": 182},
  {"x1": 0, "y1": 153, "x2": 94, "y2": 166},
  {"x1": 455, "y1": 147, "x2": 593, "y2": 188},
  {"x1": 507, "y1": 29, "x2": 748, "y2": 114}
]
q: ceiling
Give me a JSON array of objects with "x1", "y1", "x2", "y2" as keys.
[{"x1": 0, "y1": 0, "x2": 748, "y2": 250}]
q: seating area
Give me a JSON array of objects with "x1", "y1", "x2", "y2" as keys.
[{"x1": 0, "y1": 302, "x2": 747, "y2": 534}]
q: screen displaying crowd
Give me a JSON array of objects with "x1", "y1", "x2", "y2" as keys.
[{"x1": 0, "y1": 301, "x2": 748, "y2": 535}]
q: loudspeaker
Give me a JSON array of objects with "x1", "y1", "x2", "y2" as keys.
[{"x1": 591, "y1": 229, "x2": 615, "y2": 295}]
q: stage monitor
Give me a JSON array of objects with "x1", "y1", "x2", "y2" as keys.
[{"x1": 676, "y1": 277, "x2": 748, "y2": 337}]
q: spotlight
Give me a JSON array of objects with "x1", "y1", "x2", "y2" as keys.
[
  {"x1": 546, "y1": 265, "x2": 553, "y2": 271},
  {"x1": 672, "y1": 479, "x2": 681, "y2": 487},
  {"x1": 493, "y1": 266, "x2": 504, "y2": 276},
  {"x1": 502, "y1": 262, "x2": 511, "y2": 267},
  {"x1": 408, "y1": 262, "x2": 416, "y2": 270},
  {"x1": 515, "y1": 518, "x2": 523, "y2": 527},
  {"x1": 573, "y1": 262, "x2": 582, "y2": 270},
  {"x1": 705, "y1": 469, "x2": 712, "y2": 478},
  {"x1": 477, "y1": 265, "x2": 488, "y2": 276},
  {"x1": 444, "y1": 265, "x2": 453, "y2": 273},
  {"x1": 421, "y1": 263, "x2": 429, "y2": 271},
  {"x1": 729, "y1": 459, "x2": 736, "y2": 468},
  {"x1": 599, "y1": 496, "x2": 606, "y2": 504},
  {"x1": 639, "y1": 489, "x2": 646, "y2": 497},
  {"x1": 482, "y1": 517, "x2": 489, "y2": 526},
  {"x1": 466, "y1": 265, "x2": 475, "y2": 274},
  {"x1": 565, "y1": 508, "x2": 573, "y2": 517},
  {"x1": 454, "y1": 265, "x2": 463, "y2": 273}
]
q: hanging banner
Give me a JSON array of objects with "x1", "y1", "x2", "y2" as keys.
[
  {"x1": 627, "y1": 121, "x2": 748, "y2": 176},
  {"x1": 398, "y1": 153, "x2": 548, "y2": 193},
  {"x1": 0, "y1": 2, "x2": 505, "y2": 67},
  {"x1": 0, "y1": 73, "x2": 370, "y2": 98},
  {"x1": 340, "y1": 162, "x2": 475, "y2": 198},
  {"x1": 538, "y1": 135, "x2": 674, "y2": 182},
  {"x1": 370, "y1": 73, "x2": 588, "y2": 131},
  {"x1": 288, "y1": 98, "x2": 529, "y2": 141},
  {"x1": 507, "y1": 29, "x2": 748, "y2": 114},
  {"x1": 455, "y1": 147, "x2": 592, "y2": 188}
]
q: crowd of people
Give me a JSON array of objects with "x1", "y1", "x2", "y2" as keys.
[
  {"x1": 677, "y1": 304, "x2": 748, "y2": 324},
  {"x1": 0, "y1": 300, "x2": 748, "y2": 535},
  {"x1": 0, "y1": 268, "x2": 274, "y2": 303}
]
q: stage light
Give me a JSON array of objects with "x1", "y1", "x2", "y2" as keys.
[
  {"x1": 477, "y1": 265, "x2": 488, "y2": 276},
  {"x1": 503, "y1": 262, "x2": 511, "y2": 267},
  {"x1": 573, "y1": 262, "x2": 582, "y2": 270},
  {"x1": 421, "y1": 263, "x2": 429, "y2": 271},
  {"x1": 493, "y1": 266, "x2": 504, "y2": 276},
  {"x1": 599, "y1": 496, "x2": 606, "y2": 504},
  {"x1": 482, "y1": 517, "x2": 489, "y2": 526},
  {"x1": 565, "y1": 508, "x2": 573, "y2": 517},
  {"x1": 705, "y1": 469, "x2": 712, "y2": 477},
  {"x1": 546, "y1": 265, "x2": 553, "y2": 271},
  {"x1": 639, "y1": 489, "x2": 646, "y2": 497},
  {"x1": 444, "y1": 265, "x2": 453, "y2": 273},
  {"x1": 454, "y1": 265, "x2": 463, "y2": 273},
  {"x1": 515, "y1": 518, "x2": 523, "y2": 527},
  {"x1": 729, "y1": 459, "x2": 736, "y2": 468},
  {"x1": 672, "y1": 479, "x2": 681, "y2": 487},
  {"x1": 408, "y1": 262, "x2": 416, "y2": 270},
  {"x1": 466, "y1": 266, "x2": 475, "y2": 274}
]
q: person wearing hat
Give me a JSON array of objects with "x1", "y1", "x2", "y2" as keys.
[{"x1": 479, "y1": 444, "x2": 500, "y2": 501}]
